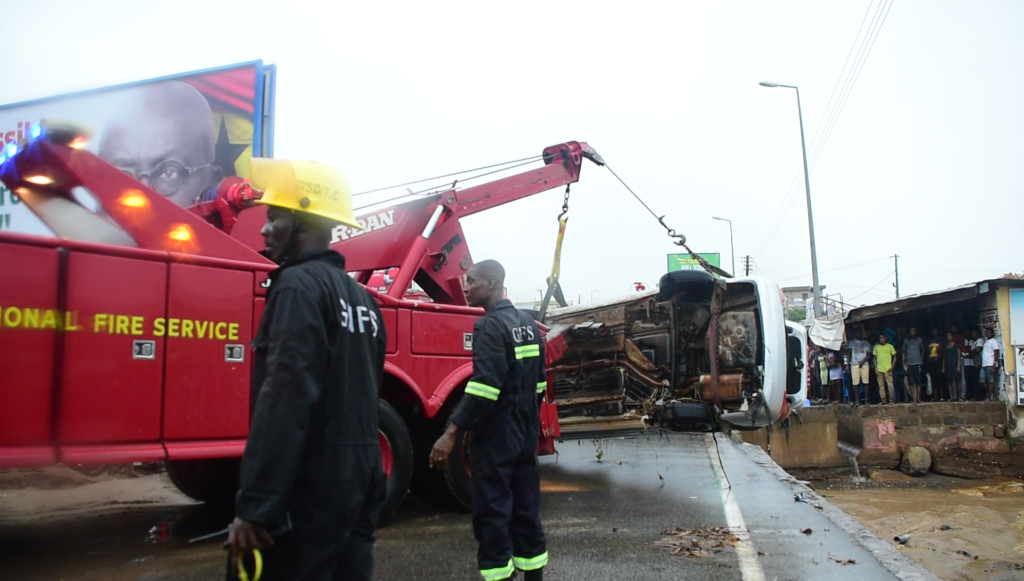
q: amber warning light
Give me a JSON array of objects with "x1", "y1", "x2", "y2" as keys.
[
  {"x1": 168, "y1": 224, "x2": 194, "y2": 242},
  {"x1": 119, "y1": 190, "x2": 150, "y2": 209}
]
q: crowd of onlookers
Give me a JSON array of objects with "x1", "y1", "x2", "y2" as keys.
[{"x1": 809, "y1": 325, "x2": 1003, "y2": 405}]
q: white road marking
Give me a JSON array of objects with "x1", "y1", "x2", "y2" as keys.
[{"x1": 704, "y1": 433, "x2": 767, "y2": 581}]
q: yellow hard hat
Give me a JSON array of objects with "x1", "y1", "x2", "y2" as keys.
[{"x1": 249, "y1": 158, "x2": 361, "y2": 229}]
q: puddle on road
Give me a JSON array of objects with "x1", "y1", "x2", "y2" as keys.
[
  {"x1": 824, "y1": 476, "x2": 1024, "y2": 581},
  {"x1": 0, "y1": 469, "x2": 230, "y2": 581}
]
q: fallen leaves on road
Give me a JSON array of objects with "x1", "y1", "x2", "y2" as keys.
[
  {"x1": 828, "y1": 553, "x2": 856, "y2": 565},
  {"x1": 656, "y1": 526, "x2": 739, "y2": 558}
]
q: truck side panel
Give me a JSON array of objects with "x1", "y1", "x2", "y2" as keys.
[
  {"x1": 411, "y1": 311, "x2": 476, "y2": 356},
  {"x1": 0, "y1": 243, "x2": 59, "y2": 459},
  {"x1": 163, "y1": 264, "x2": 253, "y2": 440},
  {"x1": 58, "y1": 253, "x2": 166, "y2": 444}
]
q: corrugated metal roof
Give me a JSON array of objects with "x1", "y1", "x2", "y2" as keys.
[{"x1": 844, "y1": 279, "x2": 1024, "y2": 323}]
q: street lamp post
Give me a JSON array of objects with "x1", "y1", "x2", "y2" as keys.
[
  {"x1": 759, "y1": 80, "x2": 823, "y2": 318},
  {"x1": 712, "y1": 216, "x2": 735, "y2": 277}
]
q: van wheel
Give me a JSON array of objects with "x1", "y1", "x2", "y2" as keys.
[
  {"x1": 658, "y1": 270, "x2": 715, "y2": 302},
  {"x1": 166, "y1": 457, "x2": 240, "y2": 504},
  {"x1": 378, "y1": 399, "x2": 414, "y2": 518},
  {"x1": 660, "y1": 401, "x2": 717, "y2": 432}
]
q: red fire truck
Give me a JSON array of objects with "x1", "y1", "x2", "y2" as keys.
[
  {"x1": 0, "y1": 124, "x2": 605, "y2": 514},
  {"x1": 0, "y1": 124, "x2": 808, "y2": 515}
]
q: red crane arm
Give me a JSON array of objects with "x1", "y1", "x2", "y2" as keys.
[{"x1": 335, "y1": 141, "x2": 603, "y2": 305}]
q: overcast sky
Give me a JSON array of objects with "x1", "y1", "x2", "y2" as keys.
[{"x1": 4, "y1": 0, "x2": 1022, "y2": 307}]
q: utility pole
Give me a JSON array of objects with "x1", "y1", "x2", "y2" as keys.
[
  {"x1": 759, "y1": 81, "x2": 823, "y2": 317},
  {"x1": 893, "y1": 254, "x2": 900, "y2": 298},
  {"x1": 742, "y1": 255, "x2": 751, "y2": 276}
]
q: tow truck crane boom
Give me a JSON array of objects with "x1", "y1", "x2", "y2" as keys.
[{"x1": 329, "y1": 141, "x2": 604, "y2": 305}]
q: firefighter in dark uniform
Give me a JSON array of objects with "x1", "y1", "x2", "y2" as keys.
[
  {"x1": 228, "y1": 158, "x2": 387, "y2": 581},
  {"x1": 430, "y1": 260, "x2": 548, "y2": 581}
]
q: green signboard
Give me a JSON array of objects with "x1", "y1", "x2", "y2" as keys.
[{"x1": 667, "y1": 253, "x2": 720, "y2": 272}]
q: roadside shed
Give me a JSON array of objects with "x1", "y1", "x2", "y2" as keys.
[{"x1": 844, "y1": 279, "x2": 1024, "y2": 435}]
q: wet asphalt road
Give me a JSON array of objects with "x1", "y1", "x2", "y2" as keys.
[
  {"x1": 0, "y1": 433, "x2": 933, "y2": 581},
  {"x1": 377, "y1": 432, "x2": 912, "y2": 581}
]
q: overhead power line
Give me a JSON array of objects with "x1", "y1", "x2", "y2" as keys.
[
  {"x1": 807, "y1": 0, "x2": 896, "y2": 172},
  {"x1": 771, "y1": 256, "x2": 892, "y2": 282},
  {"x1": 846, "y1": 271, "x2": 896, "y2": 302},
  {"x1": 752, "y1": 0, "x2": 897, "y2": 256}
]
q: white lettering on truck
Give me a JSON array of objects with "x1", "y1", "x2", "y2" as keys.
[{"x1": 331, "y1": 210, "x2": 395, "y2": 244}]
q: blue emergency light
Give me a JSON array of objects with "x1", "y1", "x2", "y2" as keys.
[
  {"x1": 29, "y1": 122, "x2": 43, "y2": 140},
  {"x1": 4, "y1": 142, "x2": 16, "y2": 158}
]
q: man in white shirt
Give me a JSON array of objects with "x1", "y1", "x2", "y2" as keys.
[
  {"x1": 846, "y1": 329, "x2": 872, "y2": 406},
  {"x1": 964, "y1": 330, "x2": 983, "y2": 400},
  {"x1": 981, "y1": 328, "x2": 1001, "y2": 401}
]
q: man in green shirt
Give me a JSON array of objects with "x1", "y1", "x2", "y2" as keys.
[{"x1": 873, "y1": 334, "x2": 898, "y2": 404}]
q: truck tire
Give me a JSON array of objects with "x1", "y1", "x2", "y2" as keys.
[
  {"x1": 440, "y1": 399, "x2": 474, "y2": 510},
  {"x1": 378, "y1": 399, "x2": 414, "y2": 518},
  {"x1": 658, "y1": 270, "x2": 715, "y2": 302},
  {"x1": 166, "y1": 457, "x2": 240, "y2": 505},
  {"x1": 167, "y1": 402, "x2": 411, "y2": 515},
  {"x1": 660, "y1": 401, "x2": 717, "y2": 432},
  {"x1": 410, "y1": 395, "x2": 472, "y2": 511}
]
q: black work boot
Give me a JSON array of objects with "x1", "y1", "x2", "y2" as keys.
[{"x1": 524, "y1": 569, "x2": 543, "y2": 581}]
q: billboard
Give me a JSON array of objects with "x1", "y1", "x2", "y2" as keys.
[
  {"x1": 0, "y1": 61, "x2": 276, "y2": 235},
  {"x1": 667, "y1": 253, "x2": 720, "y2": 273},
  {"x1": 1009, "y1": 289, "x2": 1024, "y2": 346}
]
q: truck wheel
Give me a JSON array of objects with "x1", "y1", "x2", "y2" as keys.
[
  {"x1": 410, "y1": 395, "x2": 472, "y2": 511},
  {"x1": 441, "y1": 399, "x2": 474, "y2": 510},
  {"x1": 166, "y1": 457, "x2": 240, "y2": 504},
  {"x1": 378, "y1": 399, "x2": 413, "y2": 518},
  {"x1": 658, "y1": 270, "x2": 715, "y2": 302}
]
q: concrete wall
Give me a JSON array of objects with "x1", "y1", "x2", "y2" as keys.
[
  {"x1": 738, "y1": 402, "x2": 1009, "y2": 469},
  {"x1": 838, "y1": 402, "x2": 1008, "y2": 466},
  {"x1": 737, "y1": 407, "x2": 848, "y2": 468}
]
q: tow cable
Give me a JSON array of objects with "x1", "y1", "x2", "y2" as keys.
[
  {"x1": 604, "y1": 165, "x2": 733, "y2": 279},
  {"x1": 601, "y1": 164, "x2": 734, "y2": 412}
]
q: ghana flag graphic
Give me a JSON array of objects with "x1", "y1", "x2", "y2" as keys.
[{"x1": 182, "y1": 65, "x2": 259, "y2": 180}]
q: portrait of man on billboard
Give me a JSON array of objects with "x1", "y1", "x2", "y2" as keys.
[{"x1": 98, "y1": 81, "x2": 224, "y2": 208}]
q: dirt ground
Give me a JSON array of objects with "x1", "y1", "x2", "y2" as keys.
[{"x1": 826, "y1": 474, "x2": 1024, "y2": 581}]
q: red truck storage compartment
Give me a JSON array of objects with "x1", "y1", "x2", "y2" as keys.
[
  {"x1": 0, "y1": 243, "x2": 60, "y2": 452},
  {"x1": 59, "y1": 252, "x2": 166, "y2": 443},
  {"x1": 162, "y1": 263, "x2": 253, "y2": 440}
]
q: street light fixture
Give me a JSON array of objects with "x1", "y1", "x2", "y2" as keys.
[
  {"x1": 712, "y1": 216, "x2": 735, "y2": 277},
  {"x1": 590, "y1": 289, "x2": 599, "y2": 302},
  {"x1": 759, "y1": 80, "x2": 823, "y2": 318}
]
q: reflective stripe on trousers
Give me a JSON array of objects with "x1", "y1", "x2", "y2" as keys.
[
  {"x1": 480, "y1": 559, "x2": 515, "y2": 580},
  {"x1": 514, "y1": 551, "x2": 549, "y2": 571}
]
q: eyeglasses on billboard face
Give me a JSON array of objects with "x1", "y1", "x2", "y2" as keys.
[{"x1": 119, "y1": 160, "x2": 213, "y2": 196}]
